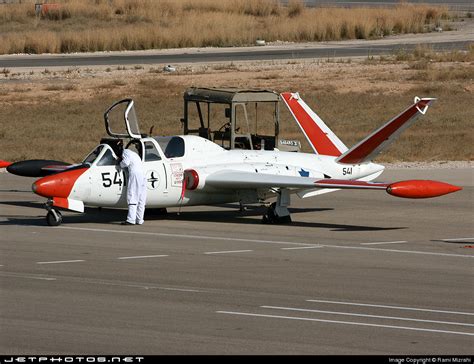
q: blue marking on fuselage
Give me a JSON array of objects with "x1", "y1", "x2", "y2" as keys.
[{"x1": 298, "y1": 168, "x2": 310, "y2": 177}]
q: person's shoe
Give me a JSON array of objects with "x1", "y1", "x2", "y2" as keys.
[
  {"x1": 136, "y1": 220, "x2": 144, "y2": 225},
  {"x1": 121, "y1": 221, "x2": 135, "y2": 225}
]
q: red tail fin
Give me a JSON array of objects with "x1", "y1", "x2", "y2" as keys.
[
  {"x1": 337, "y1": 97, "x2": 436, "y2": 164},
  {"x1": 281, "y1": 92, "x2": 347, "y2": 156}
]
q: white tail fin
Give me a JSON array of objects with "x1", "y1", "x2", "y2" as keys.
[
  {"x1": 336, "y1": 97, "x2": 436, "y2": 164},
  {"x1": 281, "y1": 92, "x2": 347, "y2": 156}
]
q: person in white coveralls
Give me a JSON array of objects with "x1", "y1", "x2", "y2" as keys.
[{"x1": 114, "y1": 140, "x2": 147, "y2": 225}]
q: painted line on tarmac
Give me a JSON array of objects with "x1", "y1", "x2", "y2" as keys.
[
  {"x1": 117, "y1": 255, "x2": 169, "y2": 260},
  {"x1": 281, "y1": 245, "x2": 323, "y2": 250},
  {"x1": 204, "y1": 250, "x2": 253, "y2": 255},
  {"x1": 261, "y1": 306, "x2": 474, "y2": 327},
  {"x1": 54, "y1": 226, "x2": 315, "y2": 247},
  {"x1": 306, "y1": 299, "x2": 474, "y2": 316},
  {"x1": 360, "y1": 240, "x2": 407, "y2": 246},
  {"x1": 36, "y1": 259, "x2": 85, "y2": 265},
  {"x1": 0, "y1": 272, "x2": 57, "y2": 281},
  {"x1": 42, "y1": 226, "x2": 474, "y2": 259},
  {"x1": 216, "y1": 311, "x2": 474, "y2": 337},
  {"x1": 321, "y1": 244, "x2": 474, "y2": 258},
  {"x1": 68, "y1": 277, "x2": 206, "y2": 293}
]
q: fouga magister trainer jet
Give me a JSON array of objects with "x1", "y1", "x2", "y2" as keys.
[{"x1": 1, "y1": 94, "x2": 461, "y2": 226}]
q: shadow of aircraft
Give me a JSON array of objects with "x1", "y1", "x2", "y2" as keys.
[{"x1": 0, "y1": 201, "x2": 405, "y2": 232}]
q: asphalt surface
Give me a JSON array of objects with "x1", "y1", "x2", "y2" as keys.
[
  {"x1": 0, "y1": 41, "x2": 470, "y2": 70},
  {"x1": 304, "y1": 1, "x2": 474, "y2": 12},
  {"x1": 0, "y1": 168, "x2": 473, "y2": 354}
]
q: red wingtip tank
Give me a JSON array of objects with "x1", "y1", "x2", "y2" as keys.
[
  {"x1": 0, "y1": 160, "x2": 12, "y2": 169},
  {"x1": 386, "y1": 180, "x2": 462, "y2": 199}
]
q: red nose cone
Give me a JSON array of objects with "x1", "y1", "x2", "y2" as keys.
[
  {"x1": 387, "y1": 180, "x2": 462, "y2": 199},
  {"x1": 32, "y1": 168, "x2": 87, "y2": 198}
]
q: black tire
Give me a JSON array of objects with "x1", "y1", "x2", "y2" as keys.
[
  {"x1": 46, "y1": 210, "x2": 62, "y2": 226},
  {"x1": 262, "y1": 203, "x2": 292, "y2": 224}
]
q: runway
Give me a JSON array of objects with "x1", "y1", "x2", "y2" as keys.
[
  {"x1": 0, "y1": 168, "x2": 473, "y2": 354},
  {"x1": 1, "y1": 40, "x2": 471, "y2": 70}
]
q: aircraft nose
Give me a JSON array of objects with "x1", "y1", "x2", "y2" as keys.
[{"x1": 32, "y1": 168, "x2": 87, "y2": 198}]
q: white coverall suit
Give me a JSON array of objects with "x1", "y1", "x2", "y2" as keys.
[{"x1": 120, "y1": 149, "x2": 147, "y2": 225}]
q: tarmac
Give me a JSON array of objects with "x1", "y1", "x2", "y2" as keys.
[{"x1": 0, "y1": 167, "x2": 473, "y2": 354}]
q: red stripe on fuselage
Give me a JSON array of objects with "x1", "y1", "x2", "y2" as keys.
[{"x1": 281, "y1": 93, "x2": 342, "y2": 156}]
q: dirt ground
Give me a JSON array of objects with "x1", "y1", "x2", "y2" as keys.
[{"x1": 0, "y1": 53, "x2": 473, "y2": 163}]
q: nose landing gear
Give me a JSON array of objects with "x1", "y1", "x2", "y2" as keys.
[{"x1": 45, "y1": 200, "x2": 63, "y2": 226}]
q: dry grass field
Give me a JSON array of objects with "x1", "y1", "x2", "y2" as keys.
[
  {"x1": 0, "y1": 0, "x2": 450, "y2": 54},
  {"x1": 0, "y1": 46, "x2": 472, "y2": 163}
]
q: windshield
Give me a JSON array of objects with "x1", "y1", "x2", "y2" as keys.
[
  {"x1": 96, "y1": 149, "x2": 117, "y2": 166},
  {"x1": 83, "y1": 145, "x2": 103, "y2": 165},
  {"x1": 155, "y1": 136, "x2": 185, "y2": 158}
]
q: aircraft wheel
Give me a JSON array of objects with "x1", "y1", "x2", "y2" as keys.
[
  {"x1": 262, "y1": 203, "x2": 279, "y2": 224},
  {"x1": 46, "y1": 209, "x2": 62, "y2": 226},
  {"x1": 262, "y1": 203, "x2": 291, "y2": 224}
]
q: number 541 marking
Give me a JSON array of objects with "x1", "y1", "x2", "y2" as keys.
[
  {"x1": 101, "y1": 171, "x2": 125, "y2": 187},
  {"x1": 342, "y1": 167, "x2": 352, "y2": 175}
]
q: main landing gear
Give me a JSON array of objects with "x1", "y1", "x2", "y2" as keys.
[
  {"x1": 45, "y1": 200, "x2": 62, "y2": 226},
  {"x1": 262, "y1": 189, "x2": 292, "y2": 224}
]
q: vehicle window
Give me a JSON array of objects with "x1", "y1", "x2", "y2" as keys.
[
  {"x1": 83, "y1": 145, "x2": 103, "y2": 165},
  {"x1": 96, "y1": 149, "x2": 117, "y2": 166},
  {"x1": 156, "y1": 136, "x2": 185, "y2": 158},
  {"x1": 144, "y1": 141, "x2": 161, "y2": 162}
]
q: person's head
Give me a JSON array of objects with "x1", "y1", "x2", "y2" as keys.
[{"x1": 112, "y1": 139, "x2": 124, "y2": 159}]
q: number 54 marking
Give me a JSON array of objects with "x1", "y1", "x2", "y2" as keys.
[
  {"x1": 342, "y1": 167, "x2": 352, "y2": 175},
  {"x1": 101, "y1": 171, "x2": 125, "y2": 188}
]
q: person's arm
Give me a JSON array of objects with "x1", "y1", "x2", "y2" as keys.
[{"x1": 119, "y1": 151, "x2": 129, "y2": 169}]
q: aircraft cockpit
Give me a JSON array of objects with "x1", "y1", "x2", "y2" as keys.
[{"x1": 82, "y1": 143, "x2": 118, "y2": 167}]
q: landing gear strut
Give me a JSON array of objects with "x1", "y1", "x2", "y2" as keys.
[
  {"x1": 262, "y1": 189, "x2": 292, "y2": 224},
  {"x1": 45, "y1": 200, "x2": 62, "y2": 226}
]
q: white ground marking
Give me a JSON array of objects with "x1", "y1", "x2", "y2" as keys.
[
  {"x1": 55, "y1": 226, "x2": 315, "y2": 247},
  {"x1": 306, "y1": 299, "x2": 474, "y2": 316},
  {"x1": 36, "y1": 260, "x2": 85, "y2": 265},
  {"x1": 37, "y1": 226, "x2": 474, "y2": 259},
  {"x1": 360, "y1": 241, "x2": 407, "y2": 246},
  {"x1": 281, "y1": 245, "x2": 323, "y2": 250},
  {"x1": 321, "y1": 244, "x2": 474, "y2": 258},
  {"x1": 204, "y1": 250, "x2": 253, "y2": 255},
  {"x1": 216, "y1": 311, "x2": 474, "y2": 337},
  {"x1": 117, "y1": 255, "x2": 169, "y2": 260},
  {"x1": 261, "y1": 306, "x2": 474, "y2": 327},
  {"x1": 0, "y1": 272, "x2": 57, "y2": 281},
  {"x1": 70, "y1": 277, "x2": 205, "y2": 293}
]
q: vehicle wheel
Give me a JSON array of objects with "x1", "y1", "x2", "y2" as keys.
[{"x1": 46, "y1": 209, "x2": 62, "y2": 226}]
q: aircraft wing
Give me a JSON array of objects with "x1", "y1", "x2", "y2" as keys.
[
  {"x1": 205, "y1": 170, "x2": 388, "y2": 190},
  {"x1": 204, "y1": 170, "x2": 460, "y2": 198}
]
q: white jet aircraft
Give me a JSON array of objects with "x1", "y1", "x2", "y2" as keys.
[{"x1": 2, "y1": 94, "x2": 461, "y2": 226}]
